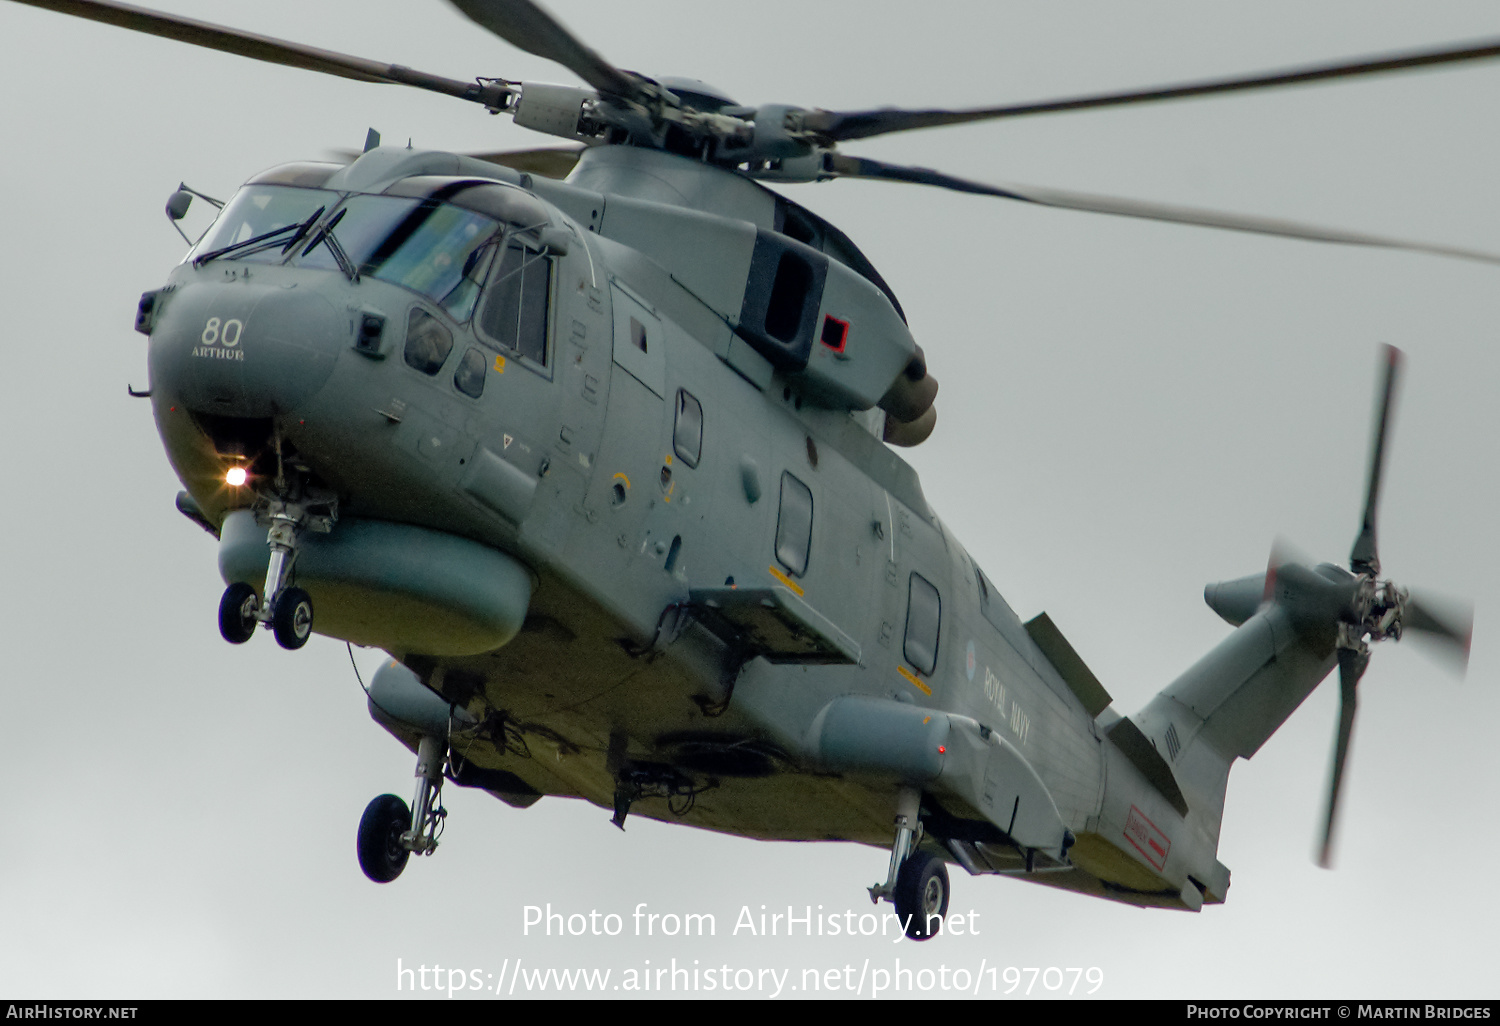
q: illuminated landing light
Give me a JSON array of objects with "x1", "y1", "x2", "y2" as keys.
[{"x1": 225, "y1": 466, "x2": 248, "y2": 488}]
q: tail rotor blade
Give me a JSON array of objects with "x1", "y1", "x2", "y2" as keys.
[
  {"x1": 1261, "y1": 536, "x2": 1313, "y2": 604},
  {"x1": 1405, "y1": 591, "x2": 1474, "y2": 672},
  {"x1": 1318, "y1": 647, "x2": 1368, "y2": 868},
  {"x1": 1349, "y1": 346, "x2": 1403, "y2": 576}
]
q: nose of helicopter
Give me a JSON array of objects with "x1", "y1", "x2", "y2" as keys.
[{"x1": 147, "y1": 280, "x2": 343, "y2": 417}]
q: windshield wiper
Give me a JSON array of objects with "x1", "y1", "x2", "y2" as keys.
[
  {"x1": 193, "y1": 206, "x2": 326, "y2": 268},
  {"x1": 302, "y1": 208, "x2": 359, "y2": 283}
]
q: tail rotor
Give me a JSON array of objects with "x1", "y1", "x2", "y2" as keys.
[{"x1": 1315, "y1": 345, "x2": 1472, "y2": 867}]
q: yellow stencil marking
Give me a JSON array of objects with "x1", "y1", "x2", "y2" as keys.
[
  {"x1": 897, "y1": 664, "x2": 932, "y2": 696},
  {"x1": 493, "y1": 354, "x2": 506, "y2": 373},
  {"x1": 612, "y1": 472, "x2": 631, "y2": 488},
  {"x1": 767, "y1": 564, "x2": 804, "y2": 597}
]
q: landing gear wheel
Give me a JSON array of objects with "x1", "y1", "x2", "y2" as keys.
[
  {"x1": 271, "y1": 586, "x2": 313, "y2": 650},
  {"x1": 357, "y1": 793, "x2": 411, "y2": 883},
  {"x1": 894, "y1": 850, "x2": 949, "y2": 941},
  {"x1": 218, "y1": 582, "x2": 259, "y2": 644}
]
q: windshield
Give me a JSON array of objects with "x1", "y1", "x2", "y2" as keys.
[
  {"x1": 190, "y1": 185, "x2": 333, "y2": 265},
  {"x1": 302, "y1": 194, "x2": 500, "y2": 320},
  {"x1": 191, "y1": 185, "x2": 509, "y2": 321}
]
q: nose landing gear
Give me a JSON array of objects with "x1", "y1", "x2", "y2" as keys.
[
  {"x1": 270, "y1": 585, "x2": 314, "y2": 649},
  {"x1": 216, "y1": 482, "x2": 335, "y2": 650},
  {"x1": 217, "y1": 581, "x2": 259, "y2": 644}
]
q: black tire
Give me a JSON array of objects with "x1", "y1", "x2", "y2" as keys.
[
  {"x1": 893, "y1": 849, "x2": 950, "y2": 941},
  {"x1": 357, "y1": 793, "x2": 411, "y2": 884},
  {"x1": 271, "y1": 586, "x2": 313, "y2": 650},
  {"x1": 218, "y1": 582, "x2": 259, "y2": 644}
]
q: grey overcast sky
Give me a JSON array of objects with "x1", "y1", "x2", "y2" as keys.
[{"x1": 2, "y1": 0, "x2": 1498, "y2": 1000}]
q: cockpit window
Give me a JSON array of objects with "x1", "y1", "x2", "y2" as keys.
[
  {"x1": 475, "y1": 240, "x2": 551, "y2": 367},
  {"x1": 190, "y1": 184, "x2": 513, "y2": 324},
  {"x1": 189, "y1": 185, "x2": 333, "y2": 265},
  {"x1": 301, "y1": 194, "x2": 501, "y2": 321}
]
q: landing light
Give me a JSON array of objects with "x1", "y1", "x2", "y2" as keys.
[{"x1": 225, "y1": 466, "x2": 248, "y2": 488}]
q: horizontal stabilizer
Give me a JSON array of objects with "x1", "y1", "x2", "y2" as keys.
[{"x1": 1204, "y1": 572, "x2": 1267, "y2": 627}]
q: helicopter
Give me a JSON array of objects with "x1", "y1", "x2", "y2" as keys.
[{"x1": 2, "y1": 0, "x2": 1488, "y2": 972}]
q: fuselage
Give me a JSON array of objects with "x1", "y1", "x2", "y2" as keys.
[{"x1": 143, "y1": 143, "x2": 1261, "y2": 912}]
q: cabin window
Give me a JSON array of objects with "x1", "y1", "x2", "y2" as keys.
[
  {"x1": 775, "y1": 472, "x2": 813, "y2": 577},
  {"x1": 904, "y1": 572, "x2": 941, "y2": 676},
  {"x1": 403, "y1": 308, "x2": 453, "y2": 376},
  {"x1": 476, "y1": 240, "x2": 551, "y2": 367},
  {"x1": 453, "y1": 347, "x2": 487, "y2": 399},
  {"x1": 673, "y1": 389, "x2": 703, "y2": 468}
]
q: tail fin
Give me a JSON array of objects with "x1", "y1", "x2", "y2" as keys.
[
  {"x1": 1120, "y1": 557, "x2": 1368, "y2": 903},
  {"x1": 1054, "y1": 567, "x2": 1342, "y2": 910},
  {"x1": 1134, "y1": 576, "x2": 1340, "y2": 852}
]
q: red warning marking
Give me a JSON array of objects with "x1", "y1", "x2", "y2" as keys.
[
  {"x1": 820, "y1": 315, "x2": 849, "y2": 354},
  {"x1": 1124, "y1": 805, "x2": 1171, "y2": 871}
]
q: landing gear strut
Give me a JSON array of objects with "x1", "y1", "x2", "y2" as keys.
[
  {"x1": 216, "y1": 477, "x2": 335, "y2": 649},
  {"x1": 869, "y1": 786, "x2": 950, "y2": 940},
  {"x1": 357, "y1": 735, "x2": 448, "y2": 884}
]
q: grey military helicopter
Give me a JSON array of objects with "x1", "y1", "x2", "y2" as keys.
[{"x1": 11, "y1": 0, "x2": 1482, "y2": 940}]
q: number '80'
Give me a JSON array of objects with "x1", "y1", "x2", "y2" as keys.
[{"x1": 202, "y1": 317, "x2": 244, "y2": 347}]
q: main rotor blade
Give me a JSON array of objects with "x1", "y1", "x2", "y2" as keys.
[
  {"x1": 1349, "y1": 346, "x2": 1403, "y2": 576},
  {"x1": 1318, "y1": 647, "x2": 1368, "y2": 869},
  {"x1": 447, "y1": 0, "x2": 640, "y2": 101},
  {"x1": 8, "y1": 0, "x2": 511, "y2": 106},
  {"x1": 804, "y1": 36, "x2": 1500, "y2": 143},
  {"x1": 824, "y1": 155, "x2": 1500, "y2": 267}
]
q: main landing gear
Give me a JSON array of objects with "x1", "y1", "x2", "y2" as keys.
[
  {"x1": 357, "y1": 735, "x2": 448, "y2": 884},
  {"x1": 869, "y1": 786, "x2": 950, "y2": 941},
  {"x1": 217, "y1": 489, "x2": 334, "y2": 650}
]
